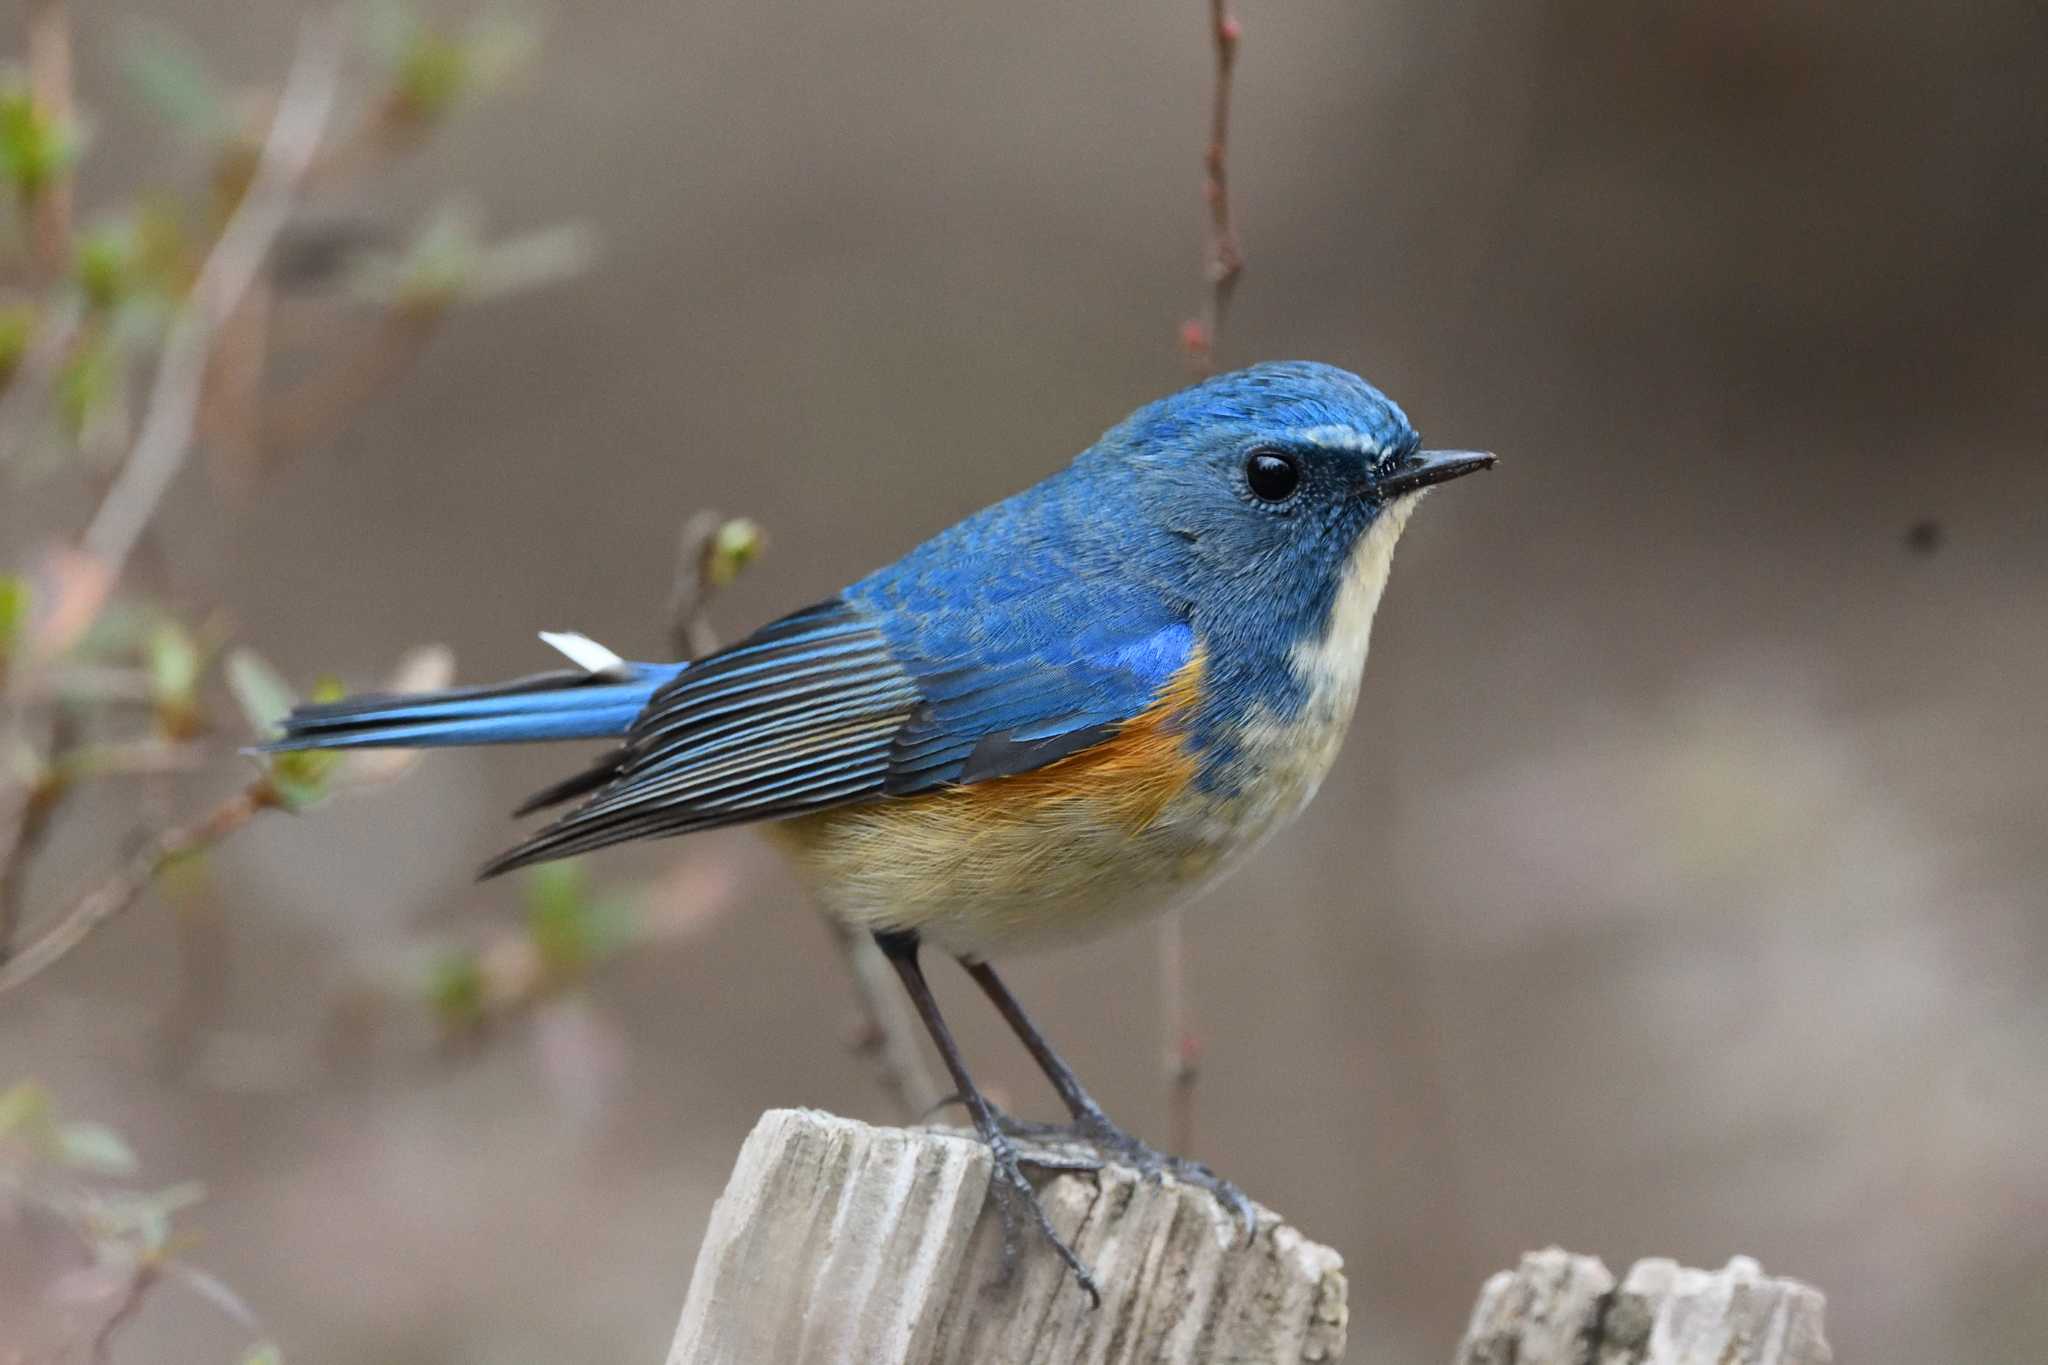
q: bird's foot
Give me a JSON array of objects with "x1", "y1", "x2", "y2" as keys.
[
  {"x1": 978, "y1": 1126, "x2": 1101, "y2": 1307},
  {"x1": 995, "y1": 1108, "x2": 1259, "y2": 1245}
]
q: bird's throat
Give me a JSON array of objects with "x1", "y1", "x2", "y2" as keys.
[{"x1": 1288, "y1": 495, "x2": 1417, "y2": 719}]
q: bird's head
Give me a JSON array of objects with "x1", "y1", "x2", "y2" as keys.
[{"x1": 1083, "y1": 361, "x2": 1493, "y2": 673}]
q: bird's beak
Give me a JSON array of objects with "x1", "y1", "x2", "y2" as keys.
[{"x1": 1375, "y1": 449, "x2": 1496, "y2": 498}]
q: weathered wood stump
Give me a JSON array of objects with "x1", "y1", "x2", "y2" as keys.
[
  {"x1": 668, "y1": 1108, "x2": 1346, "y2": 1364},
  {"x1": 1454, "y1": 1247, "x2": 1832, "y2": 1365},
  {"x1": 667, "y1": 1110, "x2": 1833, "y2": 1365}
]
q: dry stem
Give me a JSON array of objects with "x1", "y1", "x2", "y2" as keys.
[
  {"x1": 24, "y1": 0, "x2": 75, "y2": 279},
  {"x1": 1182, "y1": 0, "x2": 1244, "y2": 378},
  {"x1": 0, "y1": 777, "x2": 277, "y2": 997},
  {"x1": 80, "y1": 12, "x2": 345, "y2": 584}
]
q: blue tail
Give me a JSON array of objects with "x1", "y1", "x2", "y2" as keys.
[{"x1": 266, "y1": 660, "x2": 686, "y2": 753}]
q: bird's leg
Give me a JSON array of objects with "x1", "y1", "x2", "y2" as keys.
[
  {"x1": 873, "y1": 931, "x2": 1100, "y2": 1305},
  {"x1": 961, "y1": 956, "x2": 1258, "y2": 1241}
]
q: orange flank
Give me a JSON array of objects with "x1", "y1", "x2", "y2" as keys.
[
  {"x1": 929, "y1": 643, "x2": 1207, "y2": 834},
  {"x1": 773, "y1": 647, "x2": 1214, "y2": 954}
]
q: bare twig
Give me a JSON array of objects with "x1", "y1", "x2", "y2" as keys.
[
  {"x1": 254, "y1": 304, "x2": 445, "y2": 463},
  {"x1": 24, "y1": 0, "x2": 75, "y2": 279},
  {"x1": 0, "y1": 777, "x2": 276, "y2": 998},
  {"x1": 90, "y1": 1260, "x2": 160, "y2": 1365},
  {"x1": 1160, "y1": 0, "x2": 1247, "y2": 1162},
  {"x1": 1180, "y1": 0, "x2": 1244, "y2": 378},
  {"x1": 667, "y1": 508, "x2": 730, "y2": 660},
  {"x1": 1159, "y1": 908, "x2": 1202, "y2": 1157},
  {"x1": 827, "y1": 916, "x2": 942, "y2": 1123},
  {"x1": 0, "y1": 707, "x2": 75, "y2": 962},
  {"x1": 662, "y1": 514, "x2": 937, "y2": 1114},
  {"x1": 0, "y1": 294, "x2": 82, "y2": 465},
  {"x1": 79, "y1": 12, "x2": 345, "y2": 584}
]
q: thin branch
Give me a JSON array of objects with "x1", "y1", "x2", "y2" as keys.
[
  {"x1": 827, "y1": 916, "x2": 942, "y2": 1124},
  {"x1": 1162, "y1": 0, "x2": 1247, "y2": 1158},
  {"x1": 24, "y1": 0, "x2": 75, "y2": 280},
  {"x1": 0, "y1": 707, "x2": 75, "y2": 962},
  {"x1": 79, "y1": 12, "x2": 345, "y2": 583},
  {"x1": 1181, "y1": 0, "x2": 1244, "y2": 378},
  {"x1": 253, "y1": 302, "x2": 445, "y2": 462},
  {"x1": 0, "y1": 777, "x2": 276, "y2": 998},
  {"x1": 661, "y1": 517, "x2": 938, "y2": 1114},
  {"x1": 667, "y1": 509, "x2": 729, "y2": 661},
  {"x1": 0, "y1": 293, "x2": 82, "y2": 465},
  {"x1": 90, "y1": 1260, "x2": 160, "y2": 1365},
  {"x1": 1159, "y1": 907, "x2": 1202, "y2": 1157}
]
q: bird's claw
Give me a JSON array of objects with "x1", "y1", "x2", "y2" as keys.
[
  {"x1": 996, "y1": 1110, "x2": 1260, "y2": 1247},
  {"x1": 981, "y1": 1129, "x2": 1101, "y2": 1307}
]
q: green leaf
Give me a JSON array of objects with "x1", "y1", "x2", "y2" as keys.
[
  {"x1": 526, "y1": 861, "x2": 593, "y2": 975},
  {"x1": 74, "y1": 221, "x2": 137, "y2": 312},
  {"x1": 426, "y1": 950, "x2": 485, "y2": 1030},
  {"x1": 0, "y1": 1078, "x2": 55, "y2": 1145},
  {"x1": 393, "y1": 28, "x2": 471, "y2": 123},
  {"x1": 524, "y1": 864, "x2": 637, "y2": 977},
  {"x1": 224, "y1": 647, "x2": 296, "y2": 739},
  {"x1": 0, "y1": 574, "x2": 32, "y2": 662},
  {"x1": 0, "y1": 301, "x2": 35, "y2": 385},
  {"x1": 149, "y1": 620, "x2": 202, "y2": 705},
  {"x1": 240, "y1": 1343, "x2": 284, "y2": 1365},
  {"x1": 463, "y1": 223, "x2": 596, "y2": 301},
  {"x1": 0, "y1": 79, "x2": 78, "y2": 198},
  {"x1": 56, "y1": 1119, "x2": 140, "y2": 1175},
  {"x1": 119, "y1": 27, "x2": 233, "y2": 143},
  {"x1": 56, "y1": 331, "x2": 118, "y2": 440}
]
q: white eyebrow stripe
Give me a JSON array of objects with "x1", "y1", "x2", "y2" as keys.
[{"x1": 1291, "y1": 424, "x2": 1384, "y2": 454}]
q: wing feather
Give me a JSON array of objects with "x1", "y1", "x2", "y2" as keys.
[{"x1": 481, "y1": 595, "x2": 1197, "y2": 878}]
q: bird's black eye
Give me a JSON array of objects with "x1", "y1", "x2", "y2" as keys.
[{"x1": 1244, "y1": 449, "x2": 1300, "y2": 503}]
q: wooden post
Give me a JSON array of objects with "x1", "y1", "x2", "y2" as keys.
[
  {"x1": 1454, "y1": 1247, "x2": 1832, "y2": 1365},
  {"x1": 667, "y1": 1111, "x2": 1834, "y2": 1365},
  {"x1": 668, "y1": 1108, "x2": 1347, "y2": 1365}
]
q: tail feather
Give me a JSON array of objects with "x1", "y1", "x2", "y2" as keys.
[{"x1": 266, "y1": 662, "x2": 685, "y2": 753}]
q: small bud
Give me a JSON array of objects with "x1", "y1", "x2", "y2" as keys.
[
  {"x1": 427, "y1": 950, "x2": 487, "y2": 1032},
  {"x1": 1178, "y1": 318, "x2": 1211, "y2": 357},
  {"x1": 704, "y1": 517, "x2": 765, "y2": 588},
  {"x1": 1219, "y1": 15, "x2": 1243, "y2": 47}
]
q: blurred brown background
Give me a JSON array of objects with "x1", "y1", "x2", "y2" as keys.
[{"x1": 5, "y1": 0, "x2": 2046, "y2": 1360}]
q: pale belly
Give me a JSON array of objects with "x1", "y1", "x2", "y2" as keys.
[{"x1": 770, "y1": 709, "x2": 1350, "y2": 960}]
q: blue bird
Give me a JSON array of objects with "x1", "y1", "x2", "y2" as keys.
[{"x1": 271, "y1": 360, "x2": 1492, "y2": 1299}]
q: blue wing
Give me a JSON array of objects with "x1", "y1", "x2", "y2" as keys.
[{"x1": 480, "y1": 587, "x2": 1194, "y2": 876}]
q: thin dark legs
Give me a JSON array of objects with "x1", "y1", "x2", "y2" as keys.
[
  {"x1": 962, "y1": 956, "x2": 1257, "y2": 1237},
  {"x1": 960, "y1": 958, "x2": 1112, "y2": 1127},
  {"x1": 873, "y1": 930, "x2": 1100, "y2": 1304}
]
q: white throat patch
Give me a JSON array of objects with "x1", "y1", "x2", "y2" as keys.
[{"x1": 1288, "y1": 494, "x2": 1419, "y2": 715}]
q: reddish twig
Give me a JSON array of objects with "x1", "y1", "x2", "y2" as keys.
[
  {"x1": 24, "y1": 0, "x2": 75, "y2": 279},
  {"x1": 1162, "y1": 0, "x2": 1247, "y2": 1165},
  {"x1": 1168, "y1": 54, "x2": 1243, "y2": 1132},
  {"x1": 255, "y1": 303, "x2": 446, "y2": 460},
  {"x1": 1160, "y1": 908, "x2": 1203, "y2": 1157},
  {"x1": 1181, "y1": 0, "x2": 1245, "y2": 378}
]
